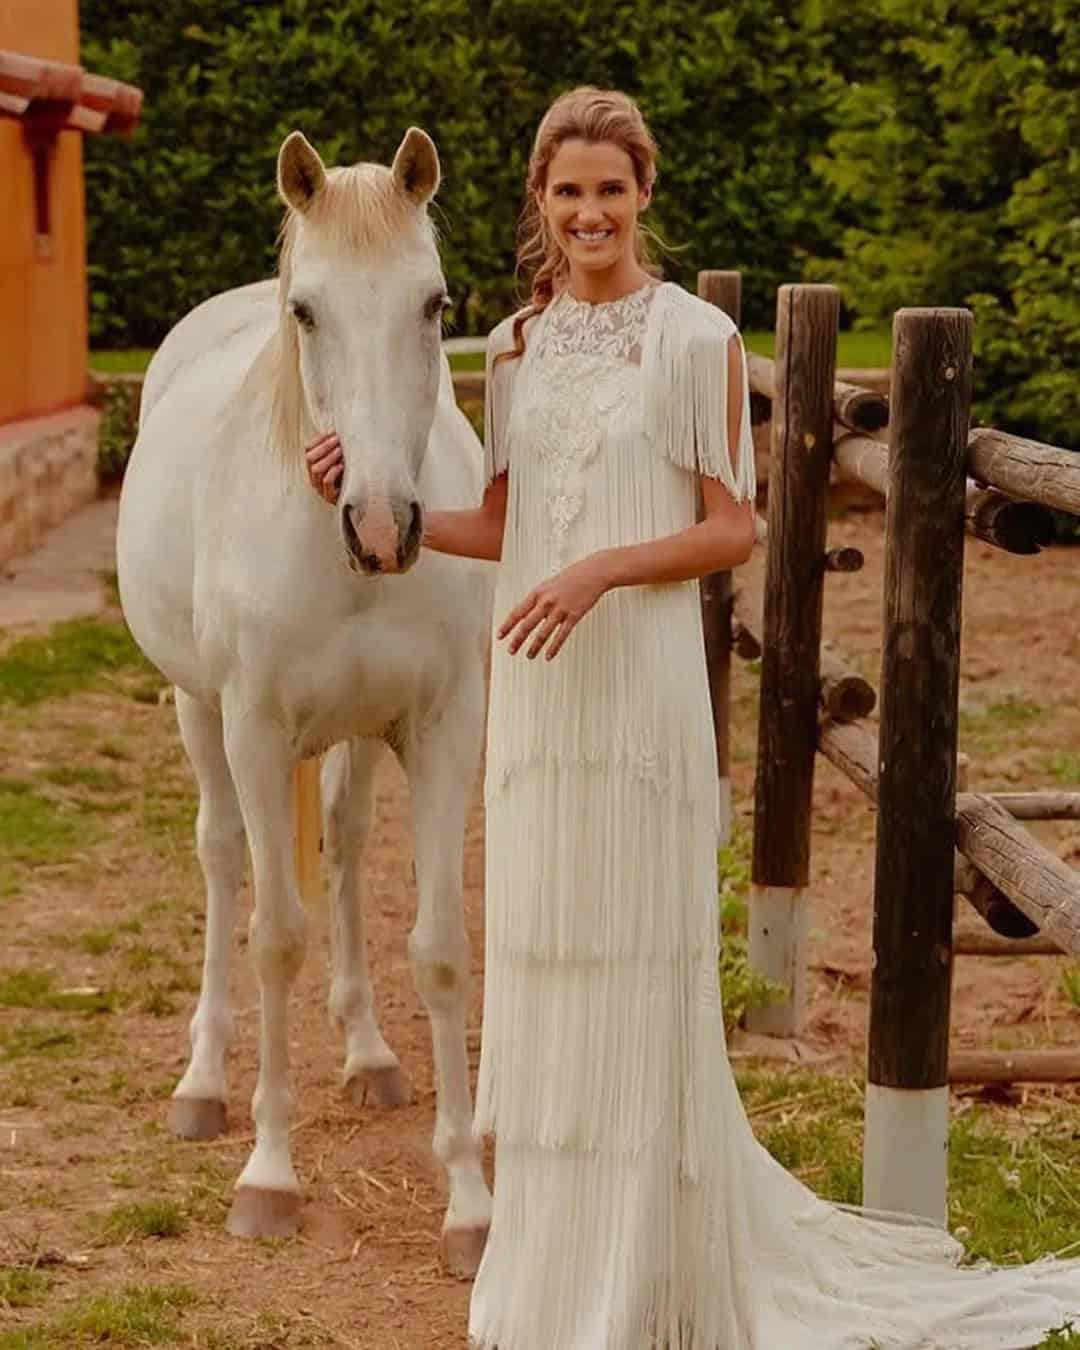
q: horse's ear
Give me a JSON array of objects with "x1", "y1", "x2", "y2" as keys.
[
  {"x1": 392, "y1": 127, "x2": 440, "y2": 204},
  {"x1": 278, "y1": 131, "x2": 327, "y2": 213}
]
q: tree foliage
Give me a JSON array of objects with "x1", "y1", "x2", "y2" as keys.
[{"x1": 82, "y1": 1, "x2": 1080, "y2": 452}]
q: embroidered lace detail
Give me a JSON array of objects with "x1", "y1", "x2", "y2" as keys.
[
  {"x1": 525, "y1": 284, "x2": 659, "y2": 562},
  {"x1": 534, "y1": 282, "x2": 659, "y2": 365}
]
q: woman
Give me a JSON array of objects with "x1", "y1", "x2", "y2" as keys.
[{"x1": 308, "y1": 87, "x2": 1080, "y2": 1350}]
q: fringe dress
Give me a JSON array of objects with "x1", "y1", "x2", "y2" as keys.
[{"x1": 468, "y1": 280, "x2": 1080, "y2": 1350}]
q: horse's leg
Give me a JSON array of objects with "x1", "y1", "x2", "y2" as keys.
[
  {"x1": 399, "y1": 690, "x2": 491, "y2": 1278},
  {"x1": 221, "y1": 710, "x2": 308, "y2": 1239},
  {"x1": 322, "y1": 737, "x2": 409, "y2": 1107},
  {"x1": 169, "y1": 689, "x2": 246, "y2": 1141}
]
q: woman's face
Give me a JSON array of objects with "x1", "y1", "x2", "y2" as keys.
[{"x1": 539, "y1": 138, "x2": 651, "y2": 276}]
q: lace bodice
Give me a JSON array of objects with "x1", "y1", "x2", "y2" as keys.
[
  {"x1": 532, "y1": 281, "x2": 658, "y2": 365},
  {"x1": 512, "y1": 284, "x2": 660, "y2": 563}
]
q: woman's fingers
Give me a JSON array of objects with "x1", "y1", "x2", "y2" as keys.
[
  {"x1": 305, "y1": 433, "x2": 339, "y2": 463},
  {"x1": 321, "y1": 462, "x2": 343, "y2": 503},
  {"x1": 507, "y1": 600, "x2": 551, "y2": 654},
  {"x1": 526, "y1": 611, "x2": 566, "y2": 659},
  {"x1": 544, "y1": 615, "x2": 577, "y2": 660},
  {"x1": 498, "y1": 591, "x2": 538, "y2": 640}
]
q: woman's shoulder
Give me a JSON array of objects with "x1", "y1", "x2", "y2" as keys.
[{"x1": 656, "y1": 282, "x2": 741, "y2": 343}]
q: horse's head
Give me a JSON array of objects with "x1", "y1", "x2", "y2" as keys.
[{"x1": 275, "y1": 129, "x2": 448, "y2": 575}]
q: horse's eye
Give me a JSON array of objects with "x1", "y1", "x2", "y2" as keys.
[
  {"x1": 291, "y1": 301, "x2": 315, "y2": 330},
  {"x1": 424, "y1": 292, "x2": 450, "y2": 322}
]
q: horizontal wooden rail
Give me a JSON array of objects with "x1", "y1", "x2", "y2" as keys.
[
  {"x1": 953, "y1": 917, "x2": 1063, "y2": 957},
  {"x1": 746, "y1": 353, "x2": 889, "y2": 434},
  {"x1": 985, "y1": 791, "x2": 1080, "y2": 821},
  {"x1": 968, "y1": 427, "x2": 1080, "y2": 518},
  {"x1": 954, "y1": 793, "x2": 1080, "y2": 956},
  {"x1": 948, "y1": 1049, "x2": 1080, "y2": 1084},
  {"x1": 834, "y1": 431, "x2": 1055, "y2": 555},
  {"x1": 816, "y1": 717, "x2": 1047, "y2": 940}
]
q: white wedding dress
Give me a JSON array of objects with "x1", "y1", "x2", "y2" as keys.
[{"x1": 468, "y1": 280, "x2": 1080, "y2": 1349}]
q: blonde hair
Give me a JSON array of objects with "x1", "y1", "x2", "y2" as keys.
[{"x1": 499, "y1": 86, "x2": 659, "y2": 364}]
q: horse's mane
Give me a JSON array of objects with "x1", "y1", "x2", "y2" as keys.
[{"x1": 239, "y1": 162, "x2": 437, "y2": 472}]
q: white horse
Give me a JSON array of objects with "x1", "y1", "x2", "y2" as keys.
[{"x1": 116, "y1": 128, "x2": 492, "y2": 1273}]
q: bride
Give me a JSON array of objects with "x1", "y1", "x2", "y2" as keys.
[{"x1": 307, "y1": 85, "x2": 1080, "y2": 1350}]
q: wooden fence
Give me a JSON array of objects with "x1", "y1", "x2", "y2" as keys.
[{"x1": 696, "y1": 273, "x2": 1080, "y2": 1224}]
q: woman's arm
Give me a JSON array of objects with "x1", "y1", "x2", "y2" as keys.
[
  {"x1": 423, "y1": 472, "x2": 508, "y2": 562},
  {"x1": 499, "y1": 336, "x2": 754, "y2": 659}
]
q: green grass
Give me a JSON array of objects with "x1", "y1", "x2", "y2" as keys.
[
  {"x1": 736, "y1": 1068, "x2": 1080, "y2": 1283},
  {"x1": 88, "y1": 349, "x2": 155, "y2": 375},
  {"x1": 43, "y1": 765, "x2": 127, "y2": 793},
  {"x1": 744, "y1": 327, "x2": 892, "y2": 367},
  {"x1": 960, "y1": 693, "x2": 1044, "y2": 753},
  {"x1": 0, "y1": 619, "x2": 155, "y2": 707},
  {"x1": 1043, "y1": 753, "x2": 1080, "y2": 786},
  {"x1": 0, "y1": 781, "x2": 80, "y2": 874},
  {"x1": 0, "y1": 1024, "x2": 78, "y2": 1062},
  {"x1": 0, "y1": 968, "x2": 114, "y2": 1014},
  {"x1": 102, "y1": 1200, "x2": 186, "y2": 1242},
  {"x1": 0, "y1": 1283, "x2": 199, "y2": 1349},
  {"x1": 0, "y1": 1267, "x2": 51, "y2": 1308}
]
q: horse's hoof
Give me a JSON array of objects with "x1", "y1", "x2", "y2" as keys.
[
  {"x1": 347, "y1": 1065, "x2": 411, "y2": 1109},
  {"x1": 226, "y1": 1186, "x2": 300, "y2": 1240},
  {"x1": 167, "y1": 1096, "x2": 227, "y2": 1141},
  {"x1": 441, "y1": 1223, "x2": 489, "y2": 1279}
]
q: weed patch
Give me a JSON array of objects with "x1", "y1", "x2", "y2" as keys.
[
  {"x1": 0, "y1": 619, "x2": 154, "y2": 707},
  {"x1": 0, "y1": 1267, "x2": 51, "y2": 1308},
  {"x1": 0, "y1": 1283, "x2": 198, "y2": 1348},
  {"x1": 102, "y1": 1200, "x2": 186, "y2": 1242},
  {"x1": 0, "y1": 969, "x2": 114, "y2": 1014},
  {"x1": 0, "y1": 783, "x2": 80, "y2": 871}
]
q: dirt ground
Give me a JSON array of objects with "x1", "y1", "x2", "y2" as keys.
[{"x1": 1, "y1": 501, "x2": 1078, "y2": 1348}]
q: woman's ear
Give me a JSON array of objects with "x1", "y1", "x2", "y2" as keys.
[{"x1": 638, "y1": 180, "x2": 653, "y2": 212}]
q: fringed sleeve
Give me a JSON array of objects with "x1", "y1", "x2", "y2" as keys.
[
  {"x1": 483, "y1": 314, "x2": 520, "y2": 487},
  {"x1": 643, "y1": 285, "x2": 757, "y2": 504}
]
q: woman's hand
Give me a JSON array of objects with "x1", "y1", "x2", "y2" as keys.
[
  {"x1": 305, "y1": 432, "x2": 343, "y2": 503},
  {"x1": 498, "y1": 552, "x2": 613, "y2": 661}
]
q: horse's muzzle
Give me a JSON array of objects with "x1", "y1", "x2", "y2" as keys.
[{"x1": 342, "y1": 495, "x2": 423, "y2": 575}]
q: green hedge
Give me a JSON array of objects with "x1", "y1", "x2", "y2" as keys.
[
  {"x1": 82, "y1": 1, "x2": 1080, "y2": 459},
  {"x1": 81, "y1": 0, "x2": 856, "y2": 343}
]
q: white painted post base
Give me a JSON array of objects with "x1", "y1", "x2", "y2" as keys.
[
  {"x1": 863, "y1": 1082, "x2": 949, "y2": 1227},
  {"x1": 745, "y1": 884, "x2": 807, "y2": 1036},
  {"x1": 717, "y1": 776, "x2": 732, "y2": 848}
]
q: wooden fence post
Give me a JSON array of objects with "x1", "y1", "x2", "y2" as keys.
[
  {"x1": 863, "y1": 308, "x2": 973, "y2": 1225},
  {"x1": 697, "y1": 269, "x2": 742, "y2": 844},
  {"x1": 749, "y1": 284, "x2": 840, "y2": 1035}
]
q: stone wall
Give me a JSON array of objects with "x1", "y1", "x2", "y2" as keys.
[{"x1": 0, "y1": 404, "x2": 101, "y2": 566}]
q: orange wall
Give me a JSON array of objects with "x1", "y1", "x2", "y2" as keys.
[{"x1": 0, "y1": 0, "x2": 88, "y2": 425}]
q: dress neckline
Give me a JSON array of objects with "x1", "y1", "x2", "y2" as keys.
[{"x1": 558, "y1": 279, "x2": 664, "y2": 311}]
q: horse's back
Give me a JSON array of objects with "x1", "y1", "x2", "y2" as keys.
[{"x1": 140, "y1": 279, "x2": 278, "y2": 428}]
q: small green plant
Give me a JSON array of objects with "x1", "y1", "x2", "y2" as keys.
[
  {"x1": 0, "y1": 781, "x2": 80, "y2": 870},
  {"x1": 44, "y1": 765, "x2": 127, "y2": 792},
  {"x1": 103, "y1": 1200, "x2": 187, "y2": 1242}
]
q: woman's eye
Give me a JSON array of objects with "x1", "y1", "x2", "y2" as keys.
[
  {"x1": 555, "y1": 185, "x2": 578, "y2": 197},
  {"x1": 291, "y1": 301, "x2": 315, "y2": 330}
]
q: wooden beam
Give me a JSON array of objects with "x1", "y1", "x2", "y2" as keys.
[
  {"x1": 746, "y1": 352, "x2": 889, "y2": 435},
  {"x1": 864, "y1": 306, "x2": 973, "y2": 1226},
  {"x1": 816, "y1": 717, "x2": 1054, "y2": 941},
  {"x1": 968, "y1": 427, "x2": 1080, "y2": 518},
  {"x1": 953, "y1": 919, "x2": 1063, "y2": 957},
  {"x1": 834, "y1": 431, "x2": 1054, "y2": 555},
  {"x1": 954, "y1": 793, "x2": 1080, "y2": 956},
  {"x1": 986, "y1": 791, "x2": 1080, "y2": 820},
  {"x1": 750, "y1": 284, "x2": 840, "y2": 1035},
  {"x1": 948, "y1": 1049, "x2": 1080, "y2": 1084}
]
